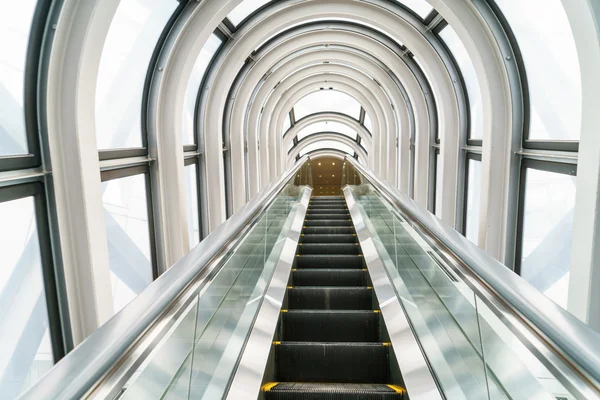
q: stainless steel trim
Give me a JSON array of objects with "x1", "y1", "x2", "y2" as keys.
[
  {"x1": 20, "y1": 157, "x2": 310, "y2": 400},
  {"x1": 225, "y1": 187, "x2": 312, "y2": 399},
  {"x1": 344, "y1": 186, "x2": 443, "y2": 399},
  {"x1": 344, "y1": 156, "x2": 600, "y2": 389}
]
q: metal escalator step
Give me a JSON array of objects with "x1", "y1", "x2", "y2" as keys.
[
  {"x1": 304, "y1": 219, "x2": 352, "y2": 227},
  {"x1": 263, "y1": 383, "x2": 405, "y2": 400},
  {"x1": 296, "y1": 255, "x2": 363, "y2": 269},
  {"x1": 292, "y1": 269, "x2": 365, "y2": 286},
  {"x1": 275, "y1": 342, "x2": 390, "y2": 383},
  {"x1": 287, "y1": 287, "x2": 372, "y2": 310},
  {"x1": 305, "y1": 213, "x2": 350, "y2": 220},
  {"x1": 300, "y1": 234, "x2": 356, "y2": 244},
  {"x1": 302, "y1": 227, "x2": 355, "y2": 235},
  {"x1": 298, "y1": 243, "x2": 360, "y2": 255},
  {"x1": 281, "y1": 310, "x2": 379, "y2": 342},
  {"x1": 306, "y1": 209, "x2": 349, "y2": 214}
]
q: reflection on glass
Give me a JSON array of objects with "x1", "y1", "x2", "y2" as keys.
[
  {"x1": 465, "y1": 158, "x2": 481, "y2": 244},
  {"x1": 102, "y1": 174, "x2": 153, "y2": 314},
  {"x1": 0, "y1": 196, "x2": 54, "y2": 397},
  {"x1": 299, "y1": 140, "x2": 355, "y2": 157},
  {"x1": 95, "y1": 0, "x2": 177, "y2": 150},
  {"x1": 185, "y1": 163, "x2": 200, "y2": 246},
  {"x1": 520, "y1": 168, "x2": 576, "y2": 309},
  {"x1": 293, "y1": 90, "x2": 362, "y2": 121},
  {"x1": 183, "y1": 34, "x2": 222, "y2": 144},
  {"x1": 435, "y1": 152, "x2": 442, "y2": 217},
  {"x1": 392, "y1": 0, "x2": 433, "y2": 19},
  {"x1": 440, "y1": 25, "x2": 483, "y2": 140},
  {"x1": 495, "y1": 0, "x2": 581, "y2": 141},
  {"x1": 297, "y1": 121, "x2": 358, "y2": 141},
  {"x1": 0, "y1": 0, "x2": 37, "y2": 156},
  {"x1": 227, "y1": 0, "x2": 271, "y2": 26},
  {"x1": 363, "y1": 113, "x2": 373, "y2": 133}
]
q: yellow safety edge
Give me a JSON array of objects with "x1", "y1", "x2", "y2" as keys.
[
  {"x1": 261, "y1": 382, "x2": 279, "y2": 391},
  {"x1": 386, "y1": 384, "x2": 406, "y2": 394}
]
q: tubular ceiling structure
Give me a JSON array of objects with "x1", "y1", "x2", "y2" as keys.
[{"x1": 2, "y1": 0, "x2": 600, "y2": 396}]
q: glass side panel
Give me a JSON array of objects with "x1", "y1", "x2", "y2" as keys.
[
  {"x1": 293, "y1": 90, "x2": 362, "y2": 121},
  {"x1": 439, "y1": 25, "x2": 483, "y2": 140},
  {"x1": 348, "y1": 181, "x2": 577, "y2": 400},
  {"x1": 0, "y1": 196, "x2": 54, "y2": 397},
  {"x1": 297, "y1": 121, "x2": 358, "y2": 141},
  {"x1": 465, "y1": 158, "x2": 481, "y2": 244},
  {"x1": 495, "y1": 0, "x2": 581, "y2": 141},
  {"x1": 227, "y1": 0, "x2": 271, "y2": 26},
  {"x1": 520, "y1": 168, "x2": 576, "y2": 309},
  {"x1": 299, "y1": 140, "x2": 355, "y2": 157},
  {"x1": 185, "y1": 163, "x2": 200, "y2": 247},
  {"x1": 96, "y1": 0, "x2": 177, "y2": 150},
  {"x1": 183, "y1": 34, "x2": 222, "y2": 145},
  {"x1": 102, "y1": 174, "x2": 153, "y2": 314},
  {"x1": 392, "y1": 0, "x2": 433, "y2": 19},
  {"x1": 119, "y1": 181, "x2": 306, "y2": 399},
  {"x1": 363, "y1": 113, "x2": 373, "y2": 133},
  {"x1": 0, "y1": 0, "x2": 37, "y2": 156}
]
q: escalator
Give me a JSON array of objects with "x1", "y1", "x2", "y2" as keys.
[
  {"x1": 261, "y1": 196, "x2": 405, "y2": 399},
  {"x1": 21, "y1": 157, "x2": 600, "y2": 400}
]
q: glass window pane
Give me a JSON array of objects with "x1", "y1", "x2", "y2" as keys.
[
  {"x1": 299, "y1": 140, "x2": 354, "y2": 157},
  {"x1": 281, "y1": 113, "x2": 291, "y2": 135},
  {"x1": 0, "y1": 196, "x2": 54, "y2": 397},
  {"x1": 297, "y1": 121, "x2": 358, "y2": 141},
  {"x1": 293, "y1": 90, "x2": 362, "y2": 121},
  {"x1": 495, "y1": 0, "x2": 581, "y2": 141},
  {"x1": 185, "y1": 163, "x2": 200, "y2": 246},
  {"x1": 183, "y1": 34, "x2": 222, "y2": 145},
  {"x1": 227, "y1": 0, "x2": 271, "y2": 26},
  {"x1": 363, "y1": 113, "x2": 373, "y2": 133},
  {"x1": 465, "y1": 158, "x2": 482, "y2": 244},
  {"x1": 440, "y1": 25, "x2": 483, "y2": 140},
  {"x1": 520, "y1": 168, "x2": 576, "y2": 309},
  {"x1": 435, "y1": 152, "x2": 442, "y2": 217},
  {"x1": 0, "y1": 0, "x2": 37, "y2": 156},
  {"x1": 102, "y1": 174, "x2": 153, "y2": 314},
  {"x1": 392, "y1": 0, "x2": 433, "y2": 19},
  {"x1": 96, "y1": 0, "x2": 177, "y2": 150}
]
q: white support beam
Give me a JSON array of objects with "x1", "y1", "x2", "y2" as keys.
[{"x1": 564, "y1": 0, "x2": 600, "y2": 331}]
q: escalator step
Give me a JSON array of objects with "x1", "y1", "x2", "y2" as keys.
[
  {"x1": 292, "y1": 269, "x2": 365, "y2": 286},
  {"x1": 304, "y1": 219, "x2": 352, "y2": 227},
  {"x1": 296, "y1": 255, "x2": 363, "y2": 269},
  {"x1": 298, "y1": 243, "x2": 360, "y2": 255},
  {"x1": 306, "y1": 213, "x2": 350, "y2": 220},
  {"x1": 302, "y1": 227, "x2": 355, "y2": 235},
  {"x1": 275, "y1": 342, "x2": 390, "y2": 383},
  {"x1": 287, "y1": 287, "x2": 372, "y2": 310},
  {"x1": 306, "y1": 209, "x2": 349, "y2": 215},
  {"x1": 263, "y1": 383, "x2": 405, "y2": 400},
  {"x1": 281, "y1": 310, "x2": 379, "y2": 342},
  {"x1": 300, "y1": 234, "x2": 356, "y2": 243}
]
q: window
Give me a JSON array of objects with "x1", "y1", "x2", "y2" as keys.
[
  {"x1": 0, "y1": 187, "x2": 60, "y2": 397},
  {"x1": 183, "y1": 34, "x2": 222, "y2": 145},
  {"x1": 281, "y1": 113, "x2": 291, "y2": 136},
  {"x1": 297, "y1": 121, "x2": 358, "y2": 141},
  {"x1": 0, "y1": 0, "x2": 37, "y2": 157},
  {"x1": 434, "y1": 150, "x2": 442, "y2": 217},
  {"x1": 184, "y1": 160, "x2": 201, "y2": 246},
  {"x1": 392, "y1": 0, "x2": 433, "y2": 19},
  {"x1": 517, "y1": 162, "x2": 576, "y2": 309},
  {"x1": 464, "y1": 154, "x2": 482, "y2": 244},
  {"x1": 495, "y1": 0, "x2": 581, "y2": 143},
  {"x1": 363, "y1": 113, "x2": 373, "y2": 133},
  {"x1": 293, "y1": 90, "x2": 362, "y2": 121},
  {"x1": 102, "y1": 169, "x2": 155, "y2": 314},
  {"x1": 95, "y1": 0, "x2": 177, "y2": 150},
  {"x1": 227, "y1": 0, "x2": 271, "y2": 26},
  {"x1": 299, "y1": 140, "x2": 355, "y2": 157},
  {"x1": 439, "y1": 25, "x2": 483, "y2": 140}
]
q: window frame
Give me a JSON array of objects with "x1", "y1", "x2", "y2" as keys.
[
  {"x1": 184, "y1": 156, "x2": 204, "y2": 244},
  {"x1": 461, "y1": 151, "x2": 482, "y2": 238}
]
